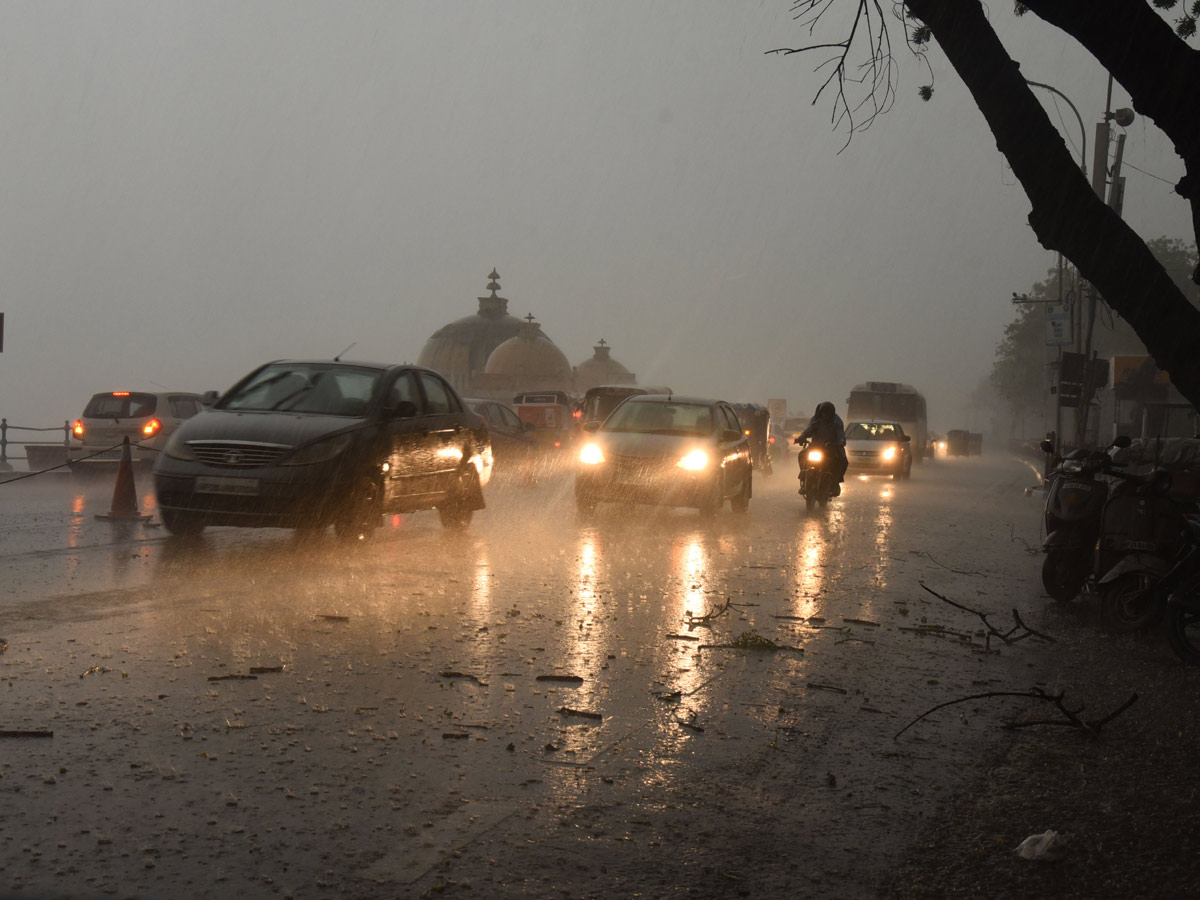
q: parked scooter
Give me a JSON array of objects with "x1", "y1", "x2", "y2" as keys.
[
  {"x1": 1095, "y1": 466, "x2": 1196, "y2": 631},
  {"x1": 1158, "y1": 510, "x2": 1200, "y2": 664},
  {"x1": 796, "y1": 439, "x2": 837, "y2": 512},
  {"x1": 1039, "y1": 437, "x2": 1130, "y2": 601}
]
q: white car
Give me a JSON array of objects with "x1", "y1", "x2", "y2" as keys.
[
  {"x1": 70, "y1": 391, "x2": 205, "y2": 468},
  {"x1": 845, "y1": 419, "x2": 913, "y2": 480}
]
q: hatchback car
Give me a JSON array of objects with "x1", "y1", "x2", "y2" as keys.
[
  {"x1": 70, "y1": 391, "x2": 205, "y2": 469},
  {"x1": 574, "y1": 394, "x2": 752, "y2": 516},
  {"x1": 845, "y1": 419, "x2": 912, "y2": 479},
  {"x1": 153, "y1": 360, "x2": 492, "y2": 538}
]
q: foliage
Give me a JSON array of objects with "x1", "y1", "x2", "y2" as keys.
[{"x1": 989, "y1": 239, "x2": 1198, "y2": 411}]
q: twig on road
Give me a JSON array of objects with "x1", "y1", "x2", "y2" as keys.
[
  {"x1": 894, "y1": 688, "x2": 1138, "y2": 741},
  {"x1": 920, "y1": 582, "x2": 1056, "y2": 646}
]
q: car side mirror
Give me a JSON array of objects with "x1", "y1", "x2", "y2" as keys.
[
  {"x1": 722, "y1": 429, "x2": 742, "y2": 443},
  {"x1": 390, "y1": 400, "x2": 417, "y2": 419},
  {"x1": 1112, "y1": 435, "x2": 1132, "y2": 449},
  {"x1": 200, "y1": 390, "x2": 219, "y2": 407},
  {"x1": 899, "y1": 435, "x2": 911, "y2": 442},
  {"x1": 1040, "y1": 439, "x2": 1055, "y2": 454},
  {"x1": 582, "y1": 421, "x2": 599, "y2": 433}
]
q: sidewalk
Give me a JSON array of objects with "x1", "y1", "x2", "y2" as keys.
[{"x1": 885, "y1": 605, "x2": 1200, "y2": 899}]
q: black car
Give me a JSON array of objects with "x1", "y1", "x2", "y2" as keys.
[
  {"x1": 153, "y1": 360, "x2": 492, "y2": 538},
  {"x1": 463, "y1": 398, "x2": 537, "y2": 474},
  {"x1": 574, "y1": 394, "x2": 753, "y2": 516}
]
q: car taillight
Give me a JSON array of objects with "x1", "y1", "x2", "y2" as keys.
[
  {"x1": 768, "y1": 436, "x2": 775, "y2": 444},
  {"x1": 72, "y1": 419, "x2": 85, "y2": 438},
  {"x1": 142, "y1": 418, "x2": 162, "y2": 437}
]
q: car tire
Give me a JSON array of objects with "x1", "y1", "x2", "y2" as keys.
[
  {"x1": 731, "y1": 472, "x2": 751, "y2": 514},
  {"x1": 333, "y1": 476, "x2": 382, "y2": 541},
  {"x1": 438, "y1": 468, "x2": 480, "y2": 530},
  {"x1": 161, "y1": 508, "x2": 205, "y2": 536}
]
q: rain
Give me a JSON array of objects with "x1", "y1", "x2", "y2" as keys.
[{"x1": 1, "y1": 3, "x2": 1198, "y2": 899}]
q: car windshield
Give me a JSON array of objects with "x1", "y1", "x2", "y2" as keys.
[
  {"x1": 603, "y1": 401, "x2": 715, "y2": 437},
  {"x1": 83, "y1": 392, "x2": 157, "y2": 419},
  {"x1": 221, "y1": 364, "x2": 381, "y2": 416},
  {"x1": 847, "y1": 422, "x2": 902, "y2": 440}
]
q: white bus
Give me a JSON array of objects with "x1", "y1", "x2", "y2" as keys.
[{"x1": 846, "y1": 382, "x2": 929, "y2": 461}]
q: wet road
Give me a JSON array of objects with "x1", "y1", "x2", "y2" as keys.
[{"x1": 0, "y1": 455, "x2": 1048, "y2": 899}]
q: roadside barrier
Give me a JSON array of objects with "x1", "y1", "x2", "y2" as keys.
[{"x1": 0, "y1": 418, "x2": 71, "y2": 473}]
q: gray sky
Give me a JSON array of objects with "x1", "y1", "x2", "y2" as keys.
[{"x1": 0, "y1": 1, "x2": 1192, "y2": 436}]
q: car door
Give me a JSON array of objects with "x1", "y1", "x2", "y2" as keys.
[
  {"x1": 718, "y1": 404, "x2": 750, "y2": 496},
  {"x1": 381, "y1": 371, "x2": 441, "y2": 506},
  {"x1": 417, "y1": 372, "x2": 468, "y2": 495}
]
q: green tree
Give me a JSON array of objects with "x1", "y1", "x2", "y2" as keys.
[{"x1": 774, "y1": 1, "x2": 1200, "y2": 408}]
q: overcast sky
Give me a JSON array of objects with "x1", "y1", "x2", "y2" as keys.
[{"x1": 0, "y1": 1, "x2": 1192, "y2": 438}]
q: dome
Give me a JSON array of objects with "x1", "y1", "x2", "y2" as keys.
[
  {"x1": 416, "y1": 270, "x2": 534, "y2": 393},
  {"x1": 574, "y1": 339, "x2": 635, "y2": 393},
  {"x1": 483, "y1": 317, "x2": 573, "y2": 382}
]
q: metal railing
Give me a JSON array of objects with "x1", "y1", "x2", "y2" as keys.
[{"x1": 0, "y1": 418, "x2": 71, "y2": 471}]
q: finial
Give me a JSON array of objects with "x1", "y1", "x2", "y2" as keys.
[
  {"x1": 525, "y1": 312, "x2": 536, "y2": 324},
  {"x1": 597, "y1": 338, "x2": 608, "y2": 348}
]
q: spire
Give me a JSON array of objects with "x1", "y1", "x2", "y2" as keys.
[
  {"x1": 477, "y1": 269, "x2": 508, "y2": 317},
  {"x1": 593, "y1": 338, "x2": 611, "y2": 361},
  {"x1": 518, "y1": 313, "x2": 542, "y2": 340}
]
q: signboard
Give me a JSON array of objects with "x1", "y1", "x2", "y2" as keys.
[
  {"x1": 1045, "y1": 302, "x2": 1072, "y2": 347},
  {"x1": 1112, "y1": 355, "x2": 1170, "y2": 388},
  {"x1": 767, "y1": 398, "x2": 787, "y2": 420}
]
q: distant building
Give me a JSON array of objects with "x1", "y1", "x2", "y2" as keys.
[
  {"x1": 416, "y1": 270, "x2": 638, "y2": 401},
  {"x1": 574, "y1": 339, "x2": 636, "y2": 394}
]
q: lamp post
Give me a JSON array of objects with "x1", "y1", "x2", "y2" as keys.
[{"x1": 1024, "y1": 79, "x2": 1087, "y2": 452}]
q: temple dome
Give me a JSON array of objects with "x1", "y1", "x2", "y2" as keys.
[
  {"x1": 574, "y1": 339, "x2": 635, "y2": 393},
  {"x1": 483, "y1": 316, "x2": 573, "y2": 383},
  {"x1": 415, "y1": 270, "x2": 531, "y2": 393}
]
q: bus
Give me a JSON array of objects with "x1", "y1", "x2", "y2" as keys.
[{"x1": 846, "y1": 382, "x2": 929, "y2": 462}]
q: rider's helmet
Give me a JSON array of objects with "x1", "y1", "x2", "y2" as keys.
[{"x1": 815, "y1": 401, "x2": 835, "y2": 419}]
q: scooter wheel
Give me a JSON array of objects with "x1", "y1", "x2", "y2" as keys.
[
  {"x1": 1100, "y1": 573, "x2": 1163, "y2": 633},
  {"x1": 1041, "y1": 548, "x2": 1087, "y2": 603},
  {"x1": 1166, "y1": 602, "x2": 1200, "y2": 665}
]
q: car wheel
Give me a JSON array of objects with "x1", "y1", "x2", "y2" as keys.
[
  {"x1": 161, "y1": 508, "x2": 205, "y2": 536},
  {"x1": 333, "y1": 476, "x2": 382, "y2": 541},
  {"x1": 731, "y1": 472, "x2": 751, "y2": 514},
  {"x1": 438, "y1": 468, "x2": 480, "y2": 530}
]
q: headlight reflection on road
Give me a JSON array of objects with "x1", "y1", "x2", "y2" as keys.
[
  {"x1": 668, "y1": 535, "x2": 713, "y2": 702},
  {"x1": 870, "y1": 484, "x2": 894, "y2": 596},
  {"x1": 792, "y1": 517, "x2": 826, "y2": 617}
]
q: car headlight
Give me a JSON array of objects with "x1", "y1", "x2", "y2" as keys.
[
  {"x1": 807, "y1": 449, "x2": 823, "y2": 463},
  {"x1": 676, "y1": 449, "x2": 708, "y2": 471},
  {"x1": 163, "y1": 430, "x2": 196, "y2": 461},
  {"x1": 579, "y1": 443, "x2": 605, "y2": 465},
  {"x1": 282, "y1": 434, "x2": 353, "y2": 466},
  {"x1": 883, "y1": 445, "x2": 897, "y2": 461}
]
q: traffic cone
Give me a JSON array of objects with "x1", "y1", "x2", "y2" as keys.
[{"x1": 95, "y1": 437, "x2": 150, "y2": 521}]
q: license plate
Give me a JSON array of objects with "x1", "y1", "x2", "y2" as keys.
[{"x1": 195, "y1": 476, "x2": 259, "y2": 496}]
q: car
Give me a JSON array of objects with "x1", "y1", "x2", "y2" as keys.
[
  {"x1": 463, "y1": 398, "x2": 537, "y2": 475},
  {"x1": 153, "y1": 360, "x2": 492, "y2": 538},
  {"x1": 729, "y1": 402, "x2": 773, "y2": 475},
  {"x1": 844, "y1": 419, "x2": 912, "y2": 479},
  {"x1": 512, "y1": 390, "x2": 581, "y2": 466},
  {"x1": 69, "y1": 390, "x2": 206, "y2": 469},
  {"x1": 574, "y1": 394, "x2": 753, "y2": 516}
]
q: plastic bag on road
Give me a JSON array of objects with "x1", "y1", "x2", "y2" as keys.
[{"x1": 1015, "y1": 829, "x2": 1067, "y2": 861}]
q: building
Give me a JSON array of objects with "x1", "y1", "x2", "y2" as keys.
[{"x1": 416, "y1": 271, "x2": 638, "y2": 401}]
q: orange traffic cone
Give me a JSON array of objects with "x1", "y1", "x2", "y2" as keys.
[{"x1": 95, "y1": 437, "x2": 150, "y2": 521}]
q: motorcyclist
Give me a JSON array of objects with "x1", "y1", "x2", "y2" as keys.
[{"x1": 795, "y1": 401, "x2": 848, "y2": 495}]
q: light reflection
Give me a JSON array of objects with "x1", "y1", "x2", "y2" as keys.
[
  {"x1": 792, "y1": 516, "x2": 826, "y2": 618},
  {"x1": 869, "y1": 482, "x2": 894, "y2": 599},
  {"x1": 667, "y1": 534, "x2": 712, "y2": 701}
]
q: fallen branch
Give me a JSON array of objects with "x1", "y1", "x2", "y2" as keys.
[
  {"x1": 920, "y1": 582, "x2": 1055, "y2": 646},
  {"x1": 684, "y1": 598, "x2": 752, "y2": 629},
  {"x1": 894, "y1": 688, "x2": 1138, "y2": 741}
]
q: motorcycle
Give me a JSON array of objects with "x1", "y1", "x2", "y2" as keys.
[
  {"x1": 1039, "y1": 438, "x2": 1128, "y2": 602},
  {"x1": 796, "y1": 438, "x2": 837, "y2": 512}
]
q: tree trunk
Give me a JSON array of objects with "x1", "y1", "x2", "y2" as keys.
[
  {"x1": 905, "y1": 0, "x2": 1200, "y2": 410},
  {"x1": 1018, "y1": 0, "x2": 1200, "y2": 278}
]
